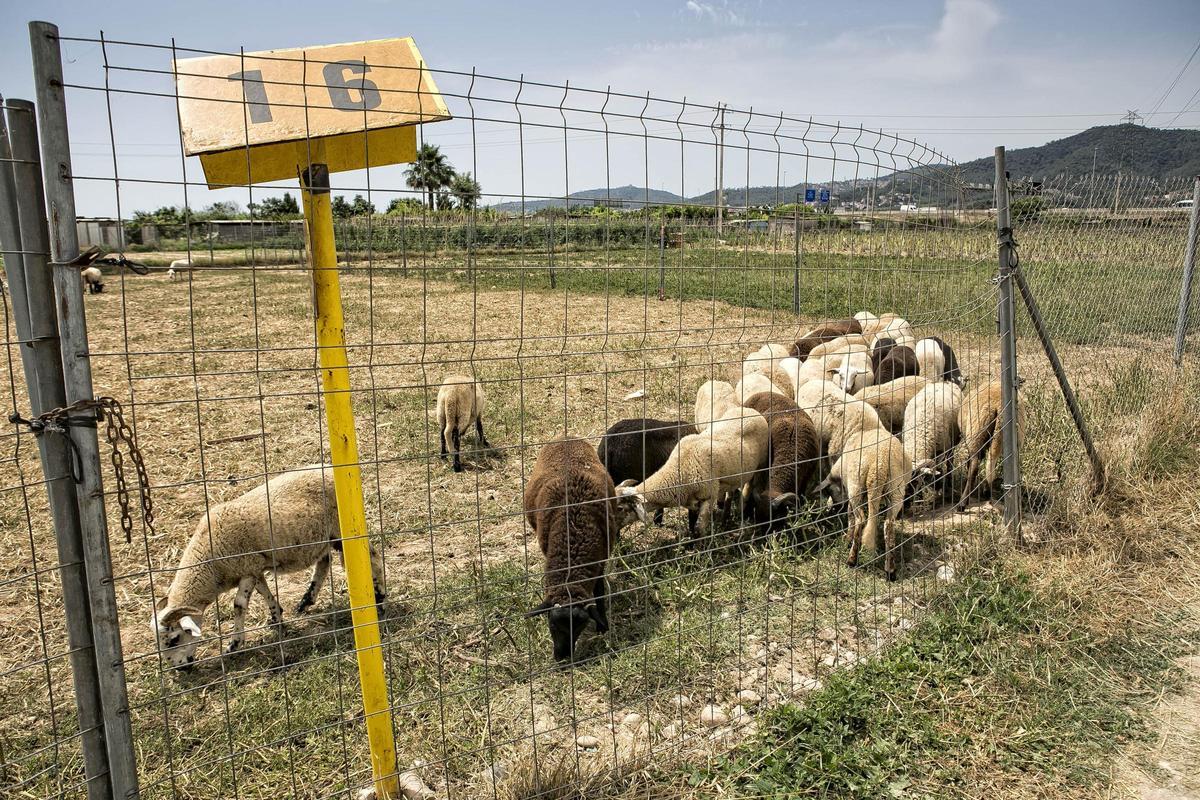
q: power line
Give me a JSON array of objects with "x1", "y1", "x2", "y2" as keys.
[{"x1": 1144, "y1": 34, "x2": 1200, "y2": 121}]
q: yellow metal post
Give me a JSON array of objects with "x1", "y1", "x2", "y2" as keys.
[{"x1": 300, "y1": 158, "x2": 399, "y2": 799}]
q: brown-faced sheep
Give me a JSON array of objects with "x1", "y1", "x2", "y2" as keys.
[
  {"x1": 956, "y1": 379, "x2": 1025, "y2": 511},
  {"x1": 437, "y1": 375, "x2": 490, "y2": 472},
  {"x1": 525, "y1": 437, "x2": 621, "y2": 662},
  {"x1": 743, "y1": 391, "x2": 819, "y2": 528}
]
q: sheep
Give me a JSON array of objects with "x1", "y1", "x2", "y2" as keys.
[
  {"x1": 813, "y1": 421, "x2": 911, "y2": 581},
  {"x1": 901, "y1": 382, "x2": 963, "y2": 505},
  {"x1": 525, "y1": 437, "x2": 621, "y2": 662},
  {"x1": 734, "y1": 373, "x2": 784, "y2": 405},
  {"x1": 829, "y1": 348, "x2": 875, "y2": 395},
  {"x1": 81, "y1": 266, "x2": 104, "y2": 294},
  {"x1": 805, "y1": 335, "x2": 871, "y2": 362},
  {"x1": 167, "y1": 268, "x2": 178, "y2": 281},
  {"x1": 873, "y1": 344, "x2": 920, "y2": 385},
  {"x1": 788, "y1": 319, "x2": 863, "y2": 360},
  {"x1": 875, "y1": 313, "x2": 914, "y2": 342},
  {"x1": 436, "y1": 374, "x2": 490, "y2": 472},
  {"x1": 856, "y1": 376, "x2": 930, "y2": 433},
  {"x1": 743, "y1": 391, "x2": 819, "y2": 527},
  {"x1": 914, "y1": 336, "x2": 965, "y2": 386},
  {"x1": 853, "y1": 311, "x2": 880, "y2": 335},
  {"x1": 739, "y1": 349, "x2": 796, "y2": 397},
  {"x1": 596, "y1": 418, "x2": 697, "y2": 525},
  {"x1": 149, "y1": 465, "x2": 385, "y2": 668},
  {"x1": 169, "y1": 258, "x2": 190, "y2": 273},
  {"x1": 616, "y1": 406, "x2": 768, "y2": 541},
  {"x1": 695, "y1": 380, "x2": 738, "y2": 432},
  {"x1": 956, "y1": 379, "x2": 1025, "y2": 511}
]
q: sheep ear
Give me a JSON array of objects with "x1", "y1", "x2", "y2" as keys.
[
  {"x1": 179, "y1": 615, "x2": 202, "y2": 637},
  {"x1": 149, "y1": 597, "x2": 170, "y2": 634},
  {"x1": 913, "y1": 459, "x2": 936, "y2": 477},
  {"x1": 616, "y1": 479, "x2": 639, "y2": 491},
  {"x1": 770, "y1": 492, "x2": 799, "y2": 513},
  {"x1": 527, "y1": 598, "x2": 554, "y2": 618}
]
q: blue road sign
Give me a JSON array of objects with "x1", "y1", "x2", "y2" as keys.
[
  {"x1": 819, "y1": 188, "x2": 830, "y2": 203},
  {"x1": 804, "y1": 188, "x2": 816, "y2": 202}
]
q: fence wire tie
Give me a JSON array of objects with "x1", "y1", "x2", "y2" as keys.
[
  {"x1": 997, "y1": 225, "x2": 1021, "y2": 269},
  {"x1": 8, "y1": 396, "x2": 153, "y2": 542}
]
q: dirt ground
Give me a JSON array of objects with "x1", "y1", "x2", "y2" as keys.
[{"x1": 1113, "y1": 655, "x2": 1200, "y2": 800}]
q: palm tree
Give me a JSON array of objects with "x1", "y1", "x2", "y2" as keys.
[
  {"x1": 404, "y1": 144, "x2": 455, "y2": 209},
  {"x1": 450, "y1": 171, "x2": 483, "y2": 210}
]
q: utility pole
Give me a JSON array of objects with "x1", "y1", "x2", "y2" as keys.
[
  {"x1": 716, "y1": 103, "x2": 725, "y2": 237},
  {"x1": 1087, "y1": 144, "x2": 1098, "y2": 209}
]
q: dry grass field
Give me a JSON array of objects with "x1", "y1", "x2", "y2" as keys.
[{"x1": 1, "y1": 233, "x2": 1195, "y2": 798}]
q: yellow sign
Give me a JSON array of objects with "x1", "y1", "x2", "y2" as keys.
[{"x1": 173, "y1": 37, "x2": 450, "y2": 187}]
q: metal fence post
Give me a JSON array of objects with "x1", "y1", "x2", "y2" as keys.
[
  {"x1": 1173, "y1": 175, "x2": 1200, "y2": 365},
  {"x1": 994, "y1": 147, "x2": 1023, "y2": 544},
  {"x1": 792, "y1": 193, "x2": 801, "y2": 315},
  {"x1": 657, "y1": 220, "x2": 665, "y2": 300},
  {"x1": 2, "y1": 99, "x2": 114, "y2": 800},
  {"x1": 29, "y1": 22, "x2": 141, "y2": 799}
]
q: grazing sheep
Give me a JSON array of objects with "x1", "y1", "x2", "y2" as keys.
[
  {"x1": 902, "y1": 382, "x2": 963, "y2": 504},
  {"x1": 956, "y1": 379, "x2": 1025, "y2": 510},
  {"x1": 788, "y1": 319, "x2": 863, "y2": 360},
  {"x1": 853, "y1": 311, "x2": 880, "y2": 335},
  {"x1": 813, "y1": 421, "x2": 911, "y2": 581},
  {"x1": 914, "y1": 336, "x2": 965, "y2": 386},
  {"x1": 829, "y1": 348, "x2": 875, "y2": 394},
  {"x1": 436, "y1": 375, "x2": 490, "y2": 472},
  {"x1": 875, "y1": 313, "x2": 914, "y2": 342},
  {"x1": 870, "y1": 336, "x2": 897, "y2": 369},
  {"x1": 734, "y1": 373, "x2": 784, "y2": 405},
  {"x1": 596, "y1": 418, "x2": 697, "y2": 525},
  {"x1": 796, "y1": 378, "x2": 883, "y2": 458},
  {"x1": 149, "y1": 465, "x2": 385, "y2": 668},
  {"x1": 793, "y1": 353, "x2": 841, "y2": 392},
  {"x1": 166, "y1": 268, "x2": 178, "y2": 281},
  {"x1": 616, "y1": 406, "x2": 768, "y2": 540},
  {"x1": 740, "y1": 349, "x2": 797, "y2": 397},
  {"x1": 856, "y1": 376, "x2": 930, "y2": 433},
  {"x1": 525, "y1": 438, "x2": 620, "y2": 662},
  {"x1": 169, "y1": 258, "x2": 190, "y2": 272},
  {"x1": 695, "y1": 380, "x2": 738, "y2": 432},
  {"x1": 743, "y1": 391, "x2": 819, "y2": 527},
  {"x1": 81, "y1": 266, "x2": 104, "y2": 294},
  {"x1": 873, "y1": 344, "x2": 920, "y2": 385},
  {"x1": 806, "y1": 334, "x2": 872, "y2": 362}
]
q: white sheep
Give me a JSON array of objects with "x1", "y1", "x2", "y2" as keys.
[
  {"x1": 856, "y1": 375, "x2": 930, "y2": 433},
  {"x1": 695, "y1": 379, "x2": 737, "y2": 432},
  {"x1": 169, "y1": 258, "x2": 190, "y2": 272},
  {"x1": 901, "y1": 382, "x2": 963, "y2": 504},
  {"x1": 167, "y1": 268, "x2": 178, "y2": 281},
  {"x1": 806, "y1": 335, "x2": 871, "y2": 362},
  {"x1": 956, "y1": 379, "x2": 1025, "y2": 510},
  {"x1": 734, "y1": 373, "x2": 784, "y2": 405},
  {"x1": 740, "y1": 344, "x2": 795, "y2": 395},
  {"x1": 829, "y1": 349, "x2": 875, "y2": 395},
  {"x1": 617, "y1": 406, "x2": 768, "y2": 540},
  {"x1": 149, "y1": 465, "x2": 386, "y2": 668},
  {"x1": 814, "y1": 419, "x2": 911, "y2": 581},
  {"x1": 853, "y1": 311, "x2": 880, "y2": 335},
  {"x1": 81, "y1": 266, "x2": 104, "y2": 294},
  {"x1": 437, "y1": 374, "x2": 490, "y2": 472},
  {"x1": 796, "y1": 379, "x2": 882, "y2": 456}
]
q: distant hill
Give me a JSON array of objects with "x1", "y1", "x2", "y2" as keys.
[
  {"x1": 953, "y1": 125, "x2": 1200, "y2": 184},
  {"x1": 487, "y1": 126, "x2": 1199, "y2": 211},
  {"x1": 491, "y1": 185, "x2": 686, "y2": 212}
]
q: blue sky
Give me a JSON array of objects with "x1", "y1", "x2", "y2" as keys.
[{"x1": 1, "y1": 0, "x2": 1197, "y2": 215}]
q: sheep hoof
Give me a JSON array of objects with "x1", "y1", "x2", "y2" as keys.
[
  {"x1": 374, "y1": 590, "x2": 387, "y2": 605},
  {"x1": 226, "y1": 639, "x2": 242, "y2": 654},
  {"x1": 296, "y1": 598, "x2": 313, "y2": 614},
  {"x1": 846, "y1": 554, "x2": 858, "y2": 568},
  {"x1": 885, "y1": 570, "x2": 898, "y2": 583}
]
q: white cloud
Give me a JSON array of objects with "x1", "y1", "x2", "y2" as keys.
[{"x1": 684, "y1": 1, "x2": 744, "y2": 27}]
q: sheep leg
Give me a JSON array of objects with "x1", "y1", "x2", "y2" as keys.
[
  {"x1": 369, "y1": 543, "x2": 387, "y2": 605},
  {"x1": 687, "y1": 507, "x2": 699, "y2": 534},
  {"x1": 297, "y1": 552, "x2": 331, "y2": 613},
  {"x1": 591, "y1": 575, "x2": 609, "y2": 633},
  {"x1": 475, "y1": 416, "x2": 492, "y2": 450},
  {"x1": 227, "y1": 575, "x2": 257, "y2": 653},
  {"x1": 956, "y1": 446, "x2": 985, "y2": 511},
  {"x1": 255, "y1": 576, "x2": 284, "y2": 626},
  {"x1": 846, "y1": 504, "x2": 867, "y2": 568},
  {"x1": 439, "y1": 428, "x2": 448, "y2": 460},
  {"x1": 882, "y1": 510, "x2": 899, "y2": 582},
  {"x1": 451, "y1": 427, "x2": 463, "y2": 472}
]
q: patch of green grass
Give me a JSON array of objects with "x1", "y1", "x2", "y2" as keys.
[{"x1": 706, "y1": 557, "x2": 1191, "y2": 798}]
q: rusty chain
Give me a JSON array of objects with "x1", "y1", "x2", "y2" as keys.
[{"x1": 9, "y1": 396, "x2": 153, "y2": 542}]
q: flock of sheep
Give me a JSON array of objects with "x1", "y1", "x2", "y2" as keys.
[{"x1": 150, "y1": 311, "x2": 1022, "y2": 668}]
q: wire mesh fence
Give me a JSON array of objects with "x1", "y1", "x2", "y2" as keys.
[{"x1": 1, "y1": 22, "x2": 1196, "y2": 800}]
